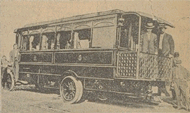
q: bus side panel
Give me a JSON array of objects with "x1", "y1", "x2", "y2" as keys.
[{"x1": 54, "y1": 51, "x2": 113, "y2": 64}]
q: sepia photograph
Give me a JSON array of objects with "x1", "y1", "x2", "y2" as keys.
[{"x1": 0, "y1": 0, "x2": 190, "y2": 113}]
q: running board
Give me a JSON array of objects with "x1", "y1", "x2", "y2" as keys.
[{"x1": 16, "y1": 80, "x2": 28, "y2": 85}]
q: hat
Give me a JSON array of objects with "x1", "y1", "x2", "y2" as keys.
[
  {"x1": 159, "y1": 23, "x2": 167, "y2": 29},
  {"x1": 145, "y1": 22, "x2": 155, "y2": 29}
]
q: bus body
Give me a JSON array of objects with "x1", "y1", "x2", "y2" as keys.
[{"x1": 13, "y1": 9, "x2": 174, "y2": 103}]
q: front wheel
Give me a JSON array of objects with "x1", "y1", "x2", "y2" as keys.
[
  {"x1": 5, "y1": 70, "x2": 15, "y2": 91},
  {"x1": 60, "y1": 76, "x2": 83, "y2": 104}
]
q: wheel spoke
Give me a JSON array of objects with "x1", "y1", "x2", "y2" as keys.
[
  {"x1": 69, "y1": 94, "x2": 74, "y2": 100},
  {"x1": 7, "y1": 80, "x2": 12, "y2": 83},
  {"x1": 64, "y1": 92, "x2": 69, "y2": 99},
  {"x1": 70, "y1": 91, "x2": 75, "y2": 97},
  {"x1": 64, "y1": 83, "x2": 69, "y2": 87}
]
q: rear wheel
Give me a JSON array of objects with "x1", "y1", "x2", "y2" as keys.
[{"x1": 60, "y1": 76, "x2": 83, "y2": 104}]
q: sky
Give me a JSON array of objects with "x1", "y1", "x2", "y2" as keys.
[{"x1": 0, "y1": 0, "x2": 190, "y2": 70}]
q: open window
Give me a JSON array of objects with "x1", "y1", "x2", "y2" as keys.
[
  {"x1": 120, "y1": 14, "x2": 139, "y2": 51},
  {"x1": 29, "y1": 34, "x2": 40, "y2": 51},
  {"x1": 22, "y1": 35, "x2": 29, "y2": 51},
  {"x1": 73, "y1": 29, "x2": 91, "y2": 49},
  {"x1": 21, "y1": 34, "x2": 40, "y2": 51},
  {"x1": 41, "y1": 33, "x2": 55, "y2": 50},
  {"x1": 57, "y1": 31, "x2": 71, "y2": 49}
]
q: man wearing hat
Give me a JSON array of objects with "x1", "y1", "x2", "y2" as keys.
[
  {"x1": 140, "y1": 22, "x2": 158, "y2": 54},
  {"x1": 158, "y1": 23, "x2": 174, "y2": 57},
  {"x1": 158, "y1": 24, "x2": 175, "y2": 98}
]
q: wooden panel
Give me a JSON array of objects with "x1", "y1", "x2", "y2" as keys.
[
  {"x1": 93, "y1": 17, "x2": 115, "y2": 27},
  {"x1": 92, "y1": 26, "x2": 116, "y2": 48},
  {"x1": 20, "y1": 53, "x2": 52, "y2": 63},
  {"x1": 22, "y1": 31, "x2": 28, "y2": 35},
  {"x1": 74, "y1": 21, "x2": 92, "y2": 30},
  {"x1": 29, "y1": 30, "x2": 41, "y2": 35},
  {"x1": 55, "y1": 51, "x2": 112, "y2": 64},
  {"x1": 57, "y1": 24, "x2": 72, "y2": 31},
  {"x1": 42, "y1": 26, "x2": 55, "y2": 33}
]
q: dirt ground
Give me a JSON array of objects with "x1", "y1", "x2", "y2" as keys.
[{"x1": 1, "y1": 85, "x2": 189, "y2": 113}]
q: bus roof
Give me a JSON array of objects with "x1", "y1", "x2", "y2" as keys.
[{"x1": 15, "y1": 9, "x2": 174, "y2": 32}]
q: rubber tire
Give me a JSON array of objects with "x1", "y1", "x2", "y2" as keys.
[
  {"x1": 76, "y1": 80, "x2": 83, "y2": 102},
  {"x1": 60, "y1": 76, "x2": 83, "y2": 104},
  {"x1": 6, "y1": 71, "x2": 15, "y2": 91}
]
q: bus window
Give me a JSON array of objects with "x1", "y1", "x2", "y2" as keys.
[
  {"x1": 29, "y1": 34, "x2": 40, "y2": 51},
  {"x1": 120, "y1": 14, "x2": 139, "y2": 51},
  {"x1": 73, "y1": 29, "x2": 91, "y2": 49},
  {"x1": 22, "y1": 35, "x2": 29, "y2": 51},
  {"x1": 92, "y1": 27, "x2": 115, "y2": 48},
  {"x1": 57, "y1": 31, "x2": 71, "y2": 49},
  {"x1": 42, "y1": 33, "x2": 55, "y2": 50}
]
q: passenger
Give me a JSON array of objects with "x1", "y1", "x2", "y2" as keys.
[
  {"x1": 65, "y1": 40, "x2": 72, "y2": 49},
  {"x1": 140, "y1": 22, "x2": 158, "y2": 80},
  {"x1": 140, "y1": 22, "x2": 158, "y2": 54},
  {"x1": 56, "y1": 33, "x2": 60, "y2": 49},
  {"x1": 22, "y1": 37, "x2": 29, "y2": 51},
  {"x1": 158, "y1": 23, "x2": 174, "y2": 57},
  {"x1": 50, "y1": 39, "x2": 55, "y2": 49},
  {"x1": 41, "y1": 35, "x2": 48, "y2": 50},
  {"x1": 73, "y1": 32, "x2": 81, "y2": 49},
  {"x1": 9, "y1": 44, "x2": 20, "y2": 82},
  {"x1": 158, "y1": 24, "x2": 175, "y2": 98},
  {"x1": 29, "y1": 36, "x2": 34, "y2": 51}
]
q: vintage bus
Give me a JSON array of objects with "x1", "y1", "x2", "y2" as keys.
[{"x1": 7, "y1": 9, "x2": 174, "y2": 103}]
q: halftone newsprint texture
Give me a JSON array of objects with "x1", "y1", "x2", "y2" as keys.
[{"x1": 0, "y1": 0, "x2": 190, "y2": 113}]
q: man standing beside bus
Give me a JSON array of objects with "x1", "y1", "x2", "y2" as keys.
[
  {"x1": 158, "y1": 23, "x2": 174, "y2": 57},
  {"x1": 9, "y1": 44, "x2": 20, "y2": 82},
  {"x1": 158, "y1": 24, "x2": 175, "y2": 97}
]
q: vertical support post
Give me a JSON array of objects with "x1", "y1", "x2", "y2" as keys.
[
  {"x1": 71, "y1": 23, "x2": 74, "y2": 49},
  {"x1": 90, "y1": 21, "x2": 93, "y2": 48},
  {"x1": 136, "y1": 16, "x2": 142, "y2": 79},
  {"x1": 39, "y1": 27, "x2": 43, "y2": 50},
  {"x1": 117, "y1": 27, "x2": 121, "y2": 48},
  {"x1": 54, "y1": 26, "x2": 57, "y2": 49},
  {"x1": 27, "y1": 30, "x2": 30, "y2": 50},
  {"x1": 19, "y1": 31, "x2": 23, "y2": 50}
]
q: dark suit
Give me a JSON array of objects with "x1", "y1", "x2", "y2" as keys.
[
  {"x1": 140, "y1": 33, "x2": 158, "y2": 54},
  {"x1": 158, "y1": 33, "x2": 174, "y2": 56},
  {"x1": 158, "y1": 33, "x2": 175, "y2": 97}
]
